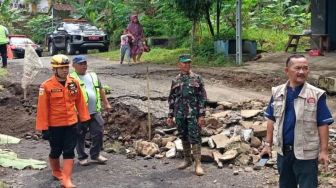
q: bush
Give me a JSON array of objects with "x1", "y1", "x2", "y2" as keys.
[{"x1": 26, "y1": 15, "x2": 53, "y2": 44}]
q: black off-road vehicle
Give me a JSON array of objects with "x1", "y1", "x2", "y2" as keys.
[{"x1": 46, "y1": 19, "x2": 109, "y2": 55}]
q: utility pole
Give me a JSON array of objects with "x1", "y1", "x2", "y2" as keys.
[{"x1": 236, "y1": 0, "x2": 242, "y2": 65}]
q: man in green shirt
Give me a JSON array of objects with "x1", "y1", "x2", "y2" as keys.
[{"x1": 0, "y1": 24, "x2": 9, "y2": 68}]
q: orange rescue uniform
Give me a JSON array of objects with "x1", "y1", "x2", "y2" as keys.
[{"x1": 36, "y1": 75, "x2": 90, "y2": 131}]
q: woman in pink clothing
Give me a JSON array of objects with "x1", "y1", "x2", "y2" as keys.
[{"x1": 127, "y1": 15, "x2": 145, "y2": 63}]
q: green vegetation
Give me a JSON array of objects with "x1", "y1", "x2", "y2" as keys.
[
  {"x1": 95, "y1": 47, "x2": 236, "y2": 67},
  {"x1": 2, "y1": 0, "x2": 311, "y2": 66},
  {"x1": 0, "y1": 68, "x2": 8, "y2": 77}
]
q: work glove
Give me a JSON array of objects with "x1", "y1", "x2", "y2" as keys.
[{"x1": 41, "y1": 130, "x2": 49, "y2": 140}]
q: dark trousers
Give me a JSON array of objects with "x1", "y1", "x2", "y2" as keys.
[
  {"x1": 0, "y1": 44, "x2": 7, "y2": 67},
  {"x1": 48, "y1": 124, "x2": 77, "y2": 159},
  {"x1": 175, "y1": 117, "x2": 201, "y2": 145},
  {"x1": 76, "y1": 113, "x2": 104, "y2": 160},
  {"x1": 277, "y1": 150, "x2": 318, "y2": 188}
]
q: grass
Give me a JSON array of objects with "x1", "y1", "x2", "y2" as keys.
[
  {"x1": 0, "y1": 68, "x2": 7, "y2": 77},
  {"x1": 94, "y1": 47, "x2": 238, "y2": 67}
]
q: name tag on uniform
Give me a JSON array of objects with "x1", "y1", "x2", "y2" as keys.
[{"x1": 51, "y1": 88, "x2": 62, "y2": 93}]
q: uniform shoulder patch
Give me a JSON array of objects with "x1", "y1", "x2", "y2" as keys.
[{"x1": 39, "y1": 87, "x2": 45, "y2": 96}]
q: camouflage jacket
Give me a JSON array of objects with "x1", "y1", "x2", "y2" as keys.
[{"x1": 168, "y1": 71, "x2": 207, "y2": 119}]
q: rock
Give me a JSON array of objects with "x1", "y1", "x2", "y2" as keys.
[
  {"x1": 215, "y1": 105, "x2": 224, "y2": 111},
  {"x1": 218, "y1": 101, "x2": 233, "y2": 109},
  {"x1": 241, "y1": 110, "x2": 262, "y2": 119},
  {"x1": 244, "y1": 167, "x2": 253, "y2": 172},
  {"x1": 151, "y1": 134, "x2": 162, "y2": 147},
  {"x1": 241, "y1": 129, "x2": 253, "y2": 142},
  {"x1": 154, "y1": 154, "x2": 164, "y2": 159},
  {"x1": 250, "y1": 154, "x2": 260, "y2": 164},
  {"x1": 212, "y1": 151, "x2": 223, "y2": 168},
  {"x1": 228, "y1": 164, "x2": 233, "y2": 169},
  {"x1": 251, "y1": 122, "x2": 267, "y2": 137},
  {"x1": 236, "y1": 154, "x2": 252, "y2": 165},
  {"x1": 144, "y1": 155, "x2": 152, "y2": 160},
  {"x1": 220, "y1": 136, "x2": 242, "y2": 150},
  {"x1": 165, "y1": 147, "x2": 176, "y2": 158},
  {"x1": 174, "y1": 139, "x2": 183, "y2": 152},
  {"x1": 211, "y1": 110, "x2": 231, "y2": 119},
  {"x1": 211, "y1": 134, "x2": 230, "y2": 149},
  {"x1": 250, "y1": 136, "x2": 262, "y2": 148},
  {"x1": 251, "y1": 101, "x2": 264, "y2": 109},
  {"x1": 161, "y1": 136, "x2": 176, "y2": 146},
  {"x1": 201, "y1": 148, "x2": 214, "y2": 162},
  {"x1": 240, "y1": 121, "x2": 254, "y2": 129},
  {"x1": 206, "y1": 118, "x2": 220, "y2": 129},
  {"x1": 201, "y1": 137, "x2": 209, "y2": 145},
  {"x1": 154, "y1": 128, "x2": 166, "y2": 136},
  {"x1": 328, "y1": 178, "x2": 336, "y2": 186},
  {"x1": 104, "y1": 141, "x2": 126, "y2": 154},
  {"x1": 233, "y1": 170, "x2": 239, "y2": 175},
  {"x1": 208, "y1": 137, "x2": 215, "y2": 149},
  {"x1": 164, "y1": 141, "x2": 175, "y2": 150},
  {"x1": 201, "y1": 128, "x2": 216, "y2": 136},
  {"x1": 252, "y1": 148, "x2": 260, "y2": 155},
  {"x1": 134, "y1": 140, "x2": 160, "y2": 157},
  {"x1": 220, "y1": 149, "x2": 238, "y2": 161}
]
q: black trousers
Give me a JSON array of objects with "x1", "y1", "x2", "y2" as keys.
[
  {"x1": 0, "y1": 44, "x2": 7, "y2": 67},
  {"x1": 48, "y1": 124, "x2": 77, "y2": 159}
]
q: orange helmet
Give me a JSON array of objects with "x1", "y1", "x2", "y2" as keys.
[{"x1": 51, "y1": 54, "x2": 70, "y2": 68}]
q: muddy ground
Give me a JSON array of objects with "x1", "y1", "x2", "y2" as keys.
[{"x1": 1, "y1": 52, "x2": 336, "y2": 188}]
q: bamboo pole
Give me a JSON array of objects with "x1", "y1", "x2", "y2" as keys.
[{"x1": 146, "y1": 66, "x2": 152, "y2": 140}]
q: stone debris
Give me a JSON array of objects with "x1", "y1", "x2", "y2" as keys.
[
  {"x1": 212, "y1": 151, "x2": 223, "y2": 168},
  {"x1": 241, "y1": 110, "x2": 263, "y2": 119},
  {"x1": 165, "y1": 147, "x2": 176, "y2": 158},
  {"x1": 201, "y1": 148, "x2": 214, "y2": 162},
  {"x1": 220, "y1": 149, "x2": 238, "y2": 161},
  {"x1": 134, "y1": 140, "x2": 159, "y2": 157},
  {"x1": 211, "y1": 134, "x2": 230, "y2": 149},
  {"x1": 174, "y1": 139, "x2": 183, "y2": 152}
]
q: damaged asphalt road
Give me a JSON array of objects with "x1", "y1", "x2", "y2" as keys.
[{"x1": 1, "y1": 55, "x2": 277, "y2": 188}]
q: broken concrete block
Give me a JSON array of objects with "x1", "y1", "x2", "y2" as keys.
[
  {"x1": 212, "y1": 150, "x2": 223, "y2": 168},
  {"x1": 235, "y1": 154, "x2": 252, "y2": 165},
  {"x1": 166, "y1": 147, "x2": 176, "y2": 158},
  {"x1": 164, "y1": 141, "x2": 175, "y2": 150},
  {"x1": 250, "y1": 136, "x2": 262, "y2": 148},
  {"x1": 161, "y1": 136, "x2": 176, "y2": 147},
  {"x1": 151, "y1": 134, "x2": 162, "y2": 147},
  {"x1": 174, "y1": 139, "x2": 183, "y2": 152},
  {"x1": 211, "y1": 134, "x2": 230, "y2": 149},
  {"x1": 318, "y1": 76, "x2": 336, "y2": 93},
  {"x1": 206, "y1": 118, "x2": 219, "y2": 129},
  {"x1": 220, "y1": 149, "x2": 238, "y2": 161},
  {"x1": 134, "y1": 140, "x2": 160, "y2": 157},
  {"x1": 218, "y1": 101, "x2": 233, "y2": 109},
  {"x1": 211, "y1": 110, "x2": 231, "y2": 119},
  {"x1": 208, "y1": 137, "x2": 215, "y2": 149},
  {"x1": 201, "y1": 137, "x2": 209, "y2": 145},
  {"x1": 201, "y1": 148, "x2": 214, "y2": 162},
  {"x1": 240, "y1": 121, "x2": 254, "y2": 129},
  {"x1": 241, "y1": 110, "x2": 262, "y2": 119},
  {"x1": 251, "y1": 122, "x2": 267, "y2": 137}
]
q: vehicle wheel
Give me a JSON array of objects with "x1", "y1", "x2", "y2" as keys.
[
  {"x1": 99, "y1": 47, "x2": 108, "y2": 52},
  {"x1": 66, "y1": 40, "x2": 75, "y2": 55},
  {"x1": 79, "y1": 49, "x2": 88, "y2": 54},
  {"x1": 48, "y1": 42, "x2": 57, "y2": 56}
]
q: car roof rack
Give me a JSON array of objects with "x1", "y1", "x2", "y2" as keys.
[{"x1": 63, "y1": 19, "x2": 88, "y2": 23}]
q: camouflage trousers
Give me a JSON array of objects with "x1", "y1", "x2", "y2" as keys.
[{"x1": 175, "y1": 117, "x2": 201, "y2": 145}]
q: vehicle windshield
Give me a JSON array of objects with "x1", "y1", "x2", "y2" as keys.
[
  {"x1": 10, "y1": 37, "x2": 34, "y2": 45},
  {"x1": 64, "y1": 23, "x2": 98, "y2": 31}
]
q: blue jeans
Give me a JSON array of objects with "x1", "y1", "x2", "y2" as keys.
[
  {"x1": 277, "y1": 151, "x2": 318, "y2": 188},
  {"x1": 120, "y1": 44, "x2": 131, "y2": 64}
]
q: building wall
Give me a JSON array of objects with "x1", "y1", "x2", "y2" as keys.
[{"x1": 327, "y1": 0, "x2": 336, "y2": 50}]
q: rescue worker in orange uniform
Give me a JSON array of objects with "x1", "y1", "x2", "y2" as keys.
[{"x1": 36, "y1": 54, "x2": 90, "y2": 188}]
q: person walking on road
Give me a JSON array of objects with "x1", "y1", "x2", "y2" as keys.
[
  {"x1": 167, "y1": 54, "x2": 207, "y2": 176},
  {"x1": 71, "y1": 55, "x2": 111, "y2": 166},
  {"x1": 0, "y1": 24, "x2": 9, "y2": 68},
  {"x1": 120, "y1": 28, "x2": 134, "y2": 65},
  {"x1": 260, "y1": 54, "x2": 333, "y2": 188},
  {"x1": 127, "y1": 14, "x2": 145, "y2": 64},
  {"x1": 36, "y1": 54, "x2": 90, "y2": 188}
]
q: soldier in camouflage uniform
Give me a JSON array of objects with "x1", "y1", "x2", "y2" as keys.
[{"x1": 167, "y1": 54, "x2": 207, "y2": 176}]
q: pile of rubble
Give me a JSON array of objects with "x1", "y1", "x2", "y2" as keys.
[{"x1": 126, "y1": 99, "x2": 273, "y2": 168}]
